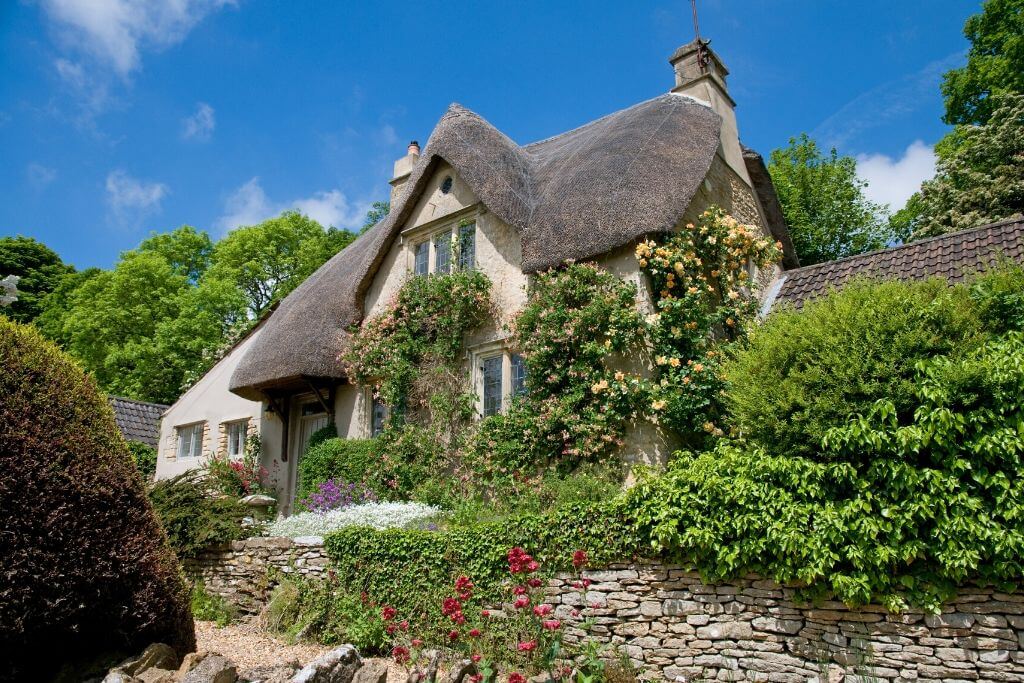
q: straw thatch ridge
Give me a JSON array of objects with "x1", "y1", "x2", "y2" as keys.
[{"x1": 230, "y1": 94, "x2": 723, "y2": 397}]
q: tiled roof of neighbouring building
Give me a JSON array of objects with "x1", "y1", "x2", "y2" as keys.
[
  {"x1": 773, "y1": 217, "x2": 1024, "y2": 308},
  {"x1": 108, "y1": 396, "x2": 167, "y2": 447}
]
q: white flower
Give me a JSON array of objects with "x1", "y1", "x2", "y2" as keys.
[{"x1": 265, "y1": 501, "x2": 440, "y2": 538}]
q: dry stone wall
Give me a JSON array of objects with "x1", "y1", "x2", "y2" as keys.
[{"x1": 187, "y1": 540, "x2": 1024, "y2": 682}]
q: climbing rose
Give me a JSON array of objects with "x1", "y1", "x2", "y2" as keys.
[
  {"x1": 572, "y1": 550, "x2": 588, "y2": 568},
  {"x1": 517, "y1": 641, "x2": 538, "y2": 652},
  {"x1": 543, "y1": 619, "x2": 562, "y2": 630},
  {"x1": 381, "y1": 606, "x2": 397, "y2": 621}
]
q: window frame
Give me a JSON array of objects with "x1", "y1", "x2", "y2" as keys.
[
  {"x1": 225, "y1": 419, "x2": 249, "y2": 460},
  {"x1": 414, "y1": 240, "x2": 430, "y2": 277},
  {"x1": 457, "y1": 222, "x2": 476, "y2": 271},
  {"x1": 471, "y1": 344, "x2": 527, "y2": 418},
  {"x1": 482, "y1": 354, "x2": 504, "y2": 417},
  {"x1": 175, "y1": 422, "x2": 204, "y2": 459},
  {"x1": 402, "y1": 210, "x2": 479, "y2": 278}
]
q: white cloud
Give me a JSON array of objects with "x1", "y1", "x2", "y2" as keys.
[
  {"x1": 106, "y1": 169, "x2": 169, "y2": 223},
  {"x1": 857, "y1": 140, "x2": 936, "y2": 212},
  {"x1": 27, "y1": 163, "x2": 58, "y2": 190},
  {"x1": 218, "y1": 177, "x2": 371, "y2": 233},
  {"x1": 181, "y1": 102, "x2": 215, "y2": 141},
  {"x1": 41, "y1": 0, "x2": 234, "y2": 77}
]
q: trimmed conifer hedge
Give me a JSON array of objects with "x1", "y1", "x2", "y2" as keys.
[{"x1": 0, "y1": 317, "x2": 194, "y2": 681}]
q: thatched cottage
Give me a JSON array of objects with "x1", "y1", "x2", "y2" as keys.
[{"x1": 153, "y1": 39, "x2": 1024, "y2": 514}]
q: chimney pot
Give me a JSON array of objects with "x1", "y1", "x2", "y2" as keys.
[{"x1": 408, "y1": 140, "x2": 421, "y2": 156}]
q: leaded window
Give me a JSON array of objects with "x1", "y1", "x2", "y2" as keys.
[
  {"x1": 482, "y1": 355, "x2": 503, "y2": 417},
  {"x1": 434, "y1": 232, "x2": 451, "y2": 274},
  {"x1": 511, "y1": 354, "x2": 528, "y2": 398},
  {"x1": 371, "y1": 396, "x2": 387, "y2": 437},
  {"x1": 226, "y1": 420, "x2": 248, "y2": 459},
  {"x1": 414, "y1": 240, "x2": 429, "y2": 276},
  {"x1": 458, "y1": 223, "x2": 476, "y2": 271}
]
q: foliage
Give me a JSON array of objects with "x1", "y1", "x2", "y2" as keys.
[
  {"x1": 362, "y1": 200, "x2": 391, "y2": 233},
  {"x1": 628, "y1": 332, "x2": 1024, "y2": 610},
  {"x1": 308, "y1": 423, "x2": 338, "y2": 450},
  {"x1": 323, "y1": 503, "x2": 640, "y2": 640},
  {"x1": 191, "y1": 579, "x2": 237, "y2": 627},
  {"x1": 148, "y1": 471, "x2": 249, "y2": 558},
  {"x1": 206, "y1": 437, "x2": 270, "y2": 497},
  {"x1": 297, "y1": 437, "x2": 379, "y2": 503},
  {"x1": 0, "y1": 234, "x2": 74, "y2": 323},
  {"x1": 723, "y1": 277, "x2": 988, "y2": 459},
  {"x1": 767, "y1": 133, "x2": 895, "y2": 265},
  {"x1": 265, "y1": 575, "x2": 388, "y2": 652},
  {"x1": 0, "y1": 317, "x2": 193, "y2": 681},
  {"x1": 128, "y1": 440, "x2": 158, "y2": 481},
  {"x1": 343, "y1": 269, "x2": 493, "y2": 407},
  {"x1": 266, "y1": 501, "x2": 440, "y2": 538},
  {"x1": 941, "y1": 0, "x2": 1024, "y2": 128},
  {"x1": 637, "y1": 207, "x2": 780, "y2": 445},
  {"x1": 914, "y1": 94, "x2": 1024, "y2": 238}
]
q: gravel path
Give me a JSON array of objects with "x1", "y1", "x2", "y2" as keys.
[{"x1": 194, "y1": 619, "x2": 405, "y2": 680}]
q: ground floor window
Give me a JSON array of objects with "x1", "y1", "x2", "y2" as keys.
[
  {"x1": 474, "y1": 346, "x2": 528, "y2": 418},
  {"x1": 175, "y1": 422, "x2": 204, "y2": 459},
  {"x1": 226, "y1": 419, "x2": 249, "y2": 459}
]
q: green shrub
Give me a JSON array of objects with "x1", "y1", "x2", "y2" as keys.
[
  {"x1": 191, "y1": 579, "x2": 237, "y2": 627},
  {"x1": 627, "y1": 331, "x2": 1024, "y2": 610},
  {"x1": 0, "y1": 317, "x2": 194, "y2": 681},
  {"x1": 308, "y1": 423, "x2": 338, "y2": 450},
  {"x1": 266, "y1": 575, "x2": 387, "y2": 652},
  {"x1": 324, "y1": 503, "x2": 641, "y2": 642},
  {"x1": 297, "y1": 437, "x2": 379, "y2": 504},
  {"x1": 724, "y1": 277, "x2": 984, "y2": 458},
  {"x1": 148, "y1": 470, "x2": 248, "y2": 558},
  {"x1": 128, "y1": 440, "x2": 158, "y2": 480}
]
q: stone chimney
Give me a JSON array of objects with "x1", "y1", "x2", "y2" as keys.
[
  {"x1": 389, "y1": 141, "x2": 421, "y2": 204},
  {"x1": 669, "y1": 40, "x2": 751, "y2": 184}
]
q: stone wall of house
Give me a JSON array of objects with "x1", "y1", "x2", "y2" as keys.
[
  {"x1": 187, "y1": 541, "x2": 1024, "y2": 682},
  {"x1": 185, "y1": 536, "x2": 329, "y2": 613}
]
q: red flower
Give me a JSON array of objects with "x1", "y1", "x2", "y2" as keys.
[
  {"x1": 509, "y1": 674, "x2": 526, "y2": 683},
  {"x1": 533, "y1": 604, "x2": 553, "y2": 617},
  {"x1": 526, "y1": 560, "x2": 539, "y2": 573},
  {"x1": 507, "y1": 547, "x2": 537, "y2": 574},
  {"x1": 455, "y1": 575, "x2": 474, "y2": 600},
  {"x1": 517, "y1": 640, "x2": 538, "y2": 652},
  {"x1": 392, "y1": 646, "x2": 410, "y2": 664},
  {"x1": 468, "y1": 628, "x2": 481, "y2": 638},
  {"x1": 411, "y1": 638, "x2": 424, "y2": 648},
  {"x1": 453, "y1": 613, "x2": 467, "y2": 625},
  {"x1": 448, "y1": 629, "x2": 460, "y2": 641},
  {"x1": 513, "y1": 585, "x2": 528, "y2": 595},
  {"x1": 471, "y1": 654, "x2": 482, "y2": 663},
  {"x1": 572, "y1": 550, "x2": 589, "y2": 568},
  {"x1": 480, "y1": 610, "x2": 490, "y2": 617},
  {"x1": 582, "y1": 579, "x2": 591, "y2": 588},
  {"x1": 441, "y1": 597, "x2": 462, "y2": 617},
  {"x1": 381, "y1": 606, "x2": 397, "y2": 621},
  {"x1": 385, "y1": 624, "x2": 397, "y2": 635},
  {"x1": 527, "y1": 578, "x2": 543, "y2": 588},
  {"x1": 469, "y1": 676, "x2": 483, "y2": 683},
  {"x1": 542, "y1": 619, "x2": 561, "y2": 630},
  {"x1": 513, "y1": 595, "x2": 530, "y2": 609},
  {"x1": 400, "y1": 620, "x2": 409, "y2": 631}
]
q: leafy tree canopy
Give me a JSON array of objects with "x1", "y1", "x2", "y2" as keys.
[
  {"x1": 361, "y1": 200, "x2": 390, "y2": 233},
  {"x1": 767, "y1": 134, "x2": 894, "y2": 265},
  {"x1": 914, "y1": 94, "x2": 1024, "y2": 238},
  {"x1": 941, "y1": 0, "x2": 1024, "y2": 127},
  {"x1": 0, "y1": 235, "x2": 74, "y2": 324}
]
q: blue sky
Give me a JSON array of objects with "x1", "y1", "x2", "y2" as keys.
[{"x1": 1, "y1": 1, "x2": 978, "y2": 269}]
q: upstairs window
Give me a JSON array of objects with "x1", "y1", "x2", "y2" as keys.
[
  {"x1": 226, "y1": 420, "x2": 248, "y2": 459},
  {"x1": 511, "y1": 353, "x2": 528, "y2": 398},
  {"x1": 482, "y1": 355, "x2": 503, "y2": 417},
  {"x1": 458, "y1": 223, "x2": 476, "y2": 271},
  {"x1": 414, "y1": 241, "x2": 430, "y2": 277},
  {"x1": 176, "y1": 423, "x2": 204, "y2": 459},
  {"x1": 434, "y1": 232, "x2": 451, "y2": 274}
]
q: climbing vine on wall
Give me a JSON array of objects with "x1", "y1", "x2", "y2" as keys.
[{"x1": 637, "y1": 207, "x2": 781, "y2": 445}]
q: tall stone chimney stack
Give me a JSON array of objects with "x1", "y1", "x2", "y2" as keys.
[
  {"x1": 389, "y1": 140, "x2": 421, "y2": 204},
  {"x1": 669, "y1": 40, "x2": 751, "y2": 185}
]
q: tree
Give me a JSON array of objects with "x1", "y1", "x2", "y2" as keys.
[
  {"x1": 767, "y1": 134, "x2": 893, "y2": 266},
  {"x1": 0, "y1": 235, "x2": 73, "y2": 324},
  {"x1": 913, "y1": 94, "x2": 1024, "y2": 239},
  {"x1": 361, "y1": 200, "x2": 390, "y2": 233},
  {"x1": 941, "y1": 0, "x2": 1024, "y2": 128},
  {"x1": 136, "y1": 225, "x2": 213, "y2": 282},
  {"x1": 207, "y1": 211, "x2": 352, "y2": 317}
]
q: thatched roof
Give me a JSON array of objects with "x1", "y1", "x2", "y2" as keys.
[
  {"x1": 771, "y1": 217, "x2": 1024, "y2": 309},
  {"x1": 230, "y1": 93, "x2": 727, "y2": 398}
]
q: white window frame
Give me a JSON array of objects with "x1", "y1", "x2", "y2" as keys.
[
  {"x1": 175, "y1": 422, "x2": 204, "y2": 459},
  {"x1": 225, "y1": 419, "x2": 249, "y2": 460},
  {"x1": 402, "y1": 210, "x2": 478, "y2": 278}
]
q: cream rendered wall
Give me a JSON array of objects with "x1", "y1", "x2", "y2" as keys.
[{"x1": 155, "y1": 327, "x2": 267, "y2": 480}]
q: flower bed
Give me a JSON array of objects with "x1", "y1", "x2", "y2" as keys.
[{"x1": 266, "y1": 501, "x2": 440, "y2": 538}]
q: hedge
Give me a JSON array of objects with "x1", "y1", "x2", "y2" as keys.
[
  {"x1": 297, "y1": 437, "x2": 378, "y2": 505},
  {"x1": 0, "y1": 317, "x2": 194, "y2": 681}
]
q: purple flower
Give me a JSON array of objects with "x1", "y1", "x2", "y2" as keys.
[{"x1": 301, "y1": 478, "x2": 377, "y2": 513}]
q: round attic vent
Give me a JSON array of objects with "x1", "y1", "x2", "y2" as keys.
[{"x1": 440, "y1": 176, "x2": 453, "y2": 194}]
